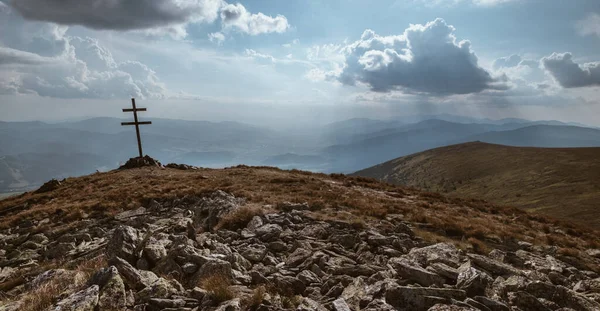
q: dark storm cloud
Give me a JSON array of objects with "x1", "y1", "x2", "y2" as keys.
[
  {"x1": 542, "y1": 52, "x2": 600, "y2": 88},
  {"x1": 8, "y1": 0, "x2": 223, "y2": 30}
]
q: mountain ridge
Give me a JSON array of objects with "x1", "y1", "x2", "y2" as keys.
[{"x1": 353, "y1": 141, "x2": 600, "y2": 228}]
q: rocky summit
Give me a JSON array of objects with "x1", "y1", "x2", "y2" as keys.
[{"x1": 1, "y1": 165, "x2": 600, "y2": 310}]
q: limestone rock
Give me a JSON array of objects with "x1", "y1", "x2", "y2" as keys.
[
  {"x1": 106, "y1": 226, "x2": 140, "y2": 264},
  {"x1": 390, "y1": 257, "x2": 445, "y2": 287},
  {"x1": 54, "y1": 285, "x2": 99, "y2": 311}
]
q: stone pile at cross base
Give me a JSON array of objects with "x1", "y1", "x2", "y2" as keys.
[
  {"x1": 2, "y1": 190, "x2": 600, "y2": 310},
  {"x1": 119, "y1": 156, "x2": 163, "y2": 170}
]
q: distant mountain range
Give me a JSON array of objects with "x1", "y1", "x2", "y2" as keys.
[
  {"x1": 353, "y1": 142, "x2": 600, "y2": 228},
  {"x1": 1, "y1": 114, "x2": 599, "y2": 192}
]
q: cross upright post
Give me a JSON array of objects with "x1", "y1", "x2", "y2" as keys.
[{"x1": 122, "y1": 98, "x2": 151, "y2": 158}]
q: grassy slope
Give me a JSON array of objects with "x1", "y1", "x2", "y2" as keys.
[
  {"x1": 1, "y1": 165, "x2": 599, "y2": 272},
  {"x1": 354, "y1": 142, "x2": 600, "y2": 228},
  {"x1": 0, "y1": 193, "x2": 20, "y2": 200}
]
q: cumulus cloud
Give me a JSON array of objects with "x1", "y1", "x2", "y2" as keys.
[
  {"x1": 577, "y1": 13, "x2": 600, "y2": 37},
  {"x1": 542, "y1": 52, "x2": 600, "y2": 88},
  {"x1": 220, "y1": 3, "x2": 289, "y2": 35},
  {"x1": 0, "y1": 6, "x2": 167, "y2": 98},
  {"x1": 333, "y1": 18, "x2": 505, "y2": 95}
]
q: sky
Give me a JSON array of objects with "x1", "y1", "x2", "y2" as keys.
[{"x1": 1, "y1": 0, "x2": 600, "y2": 127}]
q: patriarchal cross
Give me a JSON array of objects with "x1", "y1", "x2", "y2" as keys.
[{"x1": 121, "y1": 98, "x2": 151, "y2": 158}]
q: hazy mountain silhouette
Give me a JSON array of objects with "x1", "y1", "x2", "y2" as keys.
[{"x1": 1, "y1": 115, "x2": 599, "y2": 192}]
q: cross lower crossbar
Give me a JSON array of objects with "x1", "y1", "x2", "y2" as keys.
[
  {"x1": 122, "y1": 108, "x2": 147, "y2": 112},
  {"x1": 121, "y1": 121, "x2": 152, "y2": 126}
]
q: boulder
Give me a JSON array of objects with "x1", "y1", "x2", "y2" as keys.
[
  {"x1": 332, "y1": 298, "x2": 352, "y2": 311},
  {"x1": 473, "y1": 296, "x2": 510, "y2": 311},
  {"x1": 190, "y1": 257, "x2": 234, "y2": 288},
  {"x1": 136, "y1": 277, "x2": 182, "y2": 303},
  {"x1": 427, "y1": 304, "x2": 478, "y2": 311},
  {"x1": 297, "y1": 297, "x2": 327, "y2": 311},
  {"x1": 240, "y1": 244, "x2": 267, "y2": 263},
  {"x1": 106, "y1": 226, "x2": 140, "y2": 264},
  {"x1": 271, "y1": 275, "x2": 306, "y2": 295},
  {"x1": 466, "y1": 253, "x2": 521, "y2": 277},
  {"x1": 286, "y1": 247, "x2": 312, "y2": 268},
  {"x1": 456, "y1": 261, "x2": 493, "y2": 297},
  {"x1": 405, "y1": 243, "x2": 463, "y2": 268},
  {"x1": 390, "y1": 258, "x2": 445, "y2": 287},
  {"x1": 385, "y1": 284, "x2": 467, "y2": 311},
  {"x1": 507, "y1": 291, "x2": 551, "y2": 311},
  {"x1": 54, "y1": 285, "x2": 99, "y2": 311},
  {"x1": 298, "y1": 269, "x2": 321, "y2": 285},
  {"x1": 91, "y1": 266, "x2": 127, "y2": 310},
  {"x1": 109, "y1": 257, "x2": 159, "y2": 290},
  {"x1": 192, "y1": 190, "x2": 244, "y2": 231},
  {"x1": 255, "y1": 224, "x2": 283, "y2": 242}
]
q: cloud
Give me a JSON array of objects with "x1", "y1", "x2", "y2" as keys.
[
  {"x1": 333, "y1": 18, "x2": 505, "y2": 95},
  {"x1": 220, "y1": 3, "x2": 289, "y2": 35},
  {"x1": 8, "y1": 0, "x2": 223, "y2": 31},
  {"x1": 0, "y1": 46, "x2": 54, "y2": 65},
  {"x1": 245, "y1": 49, "x2": 275, "y2": 63},
  {"x1": 577, "y1": 13, "x2": 600, "y2": 37},
  {"x1": 0, "y1": 7, "x2": 168, "y2": 98},
  {"x1": 492, "y1": 54, "x2": 546, "y2": 84},
  {"x1": 541, "y1": 52, "x2": 600, "y2": 88},
  {"x1": 418, "y1": 0, "x2": 517, "y2": 7},
  {"x1": 283, "y1": 39, "x2": 300, "y2": 48},
  {"x1": 7, "y1": 0, "x2": 290, "y2": 39},
  {"x1": 208, "y1": 32, "x2": 225, "y2": 44},
  {"x1": 493, "y1": 54, "x2": 522, "y2": 70},
  {"x1": 471, "y1": 0, "x2": 516, "y2": 6}
]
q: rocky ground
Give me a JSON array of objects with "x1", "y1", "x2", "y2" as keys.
[{"x1": 1, "y1": 187, "x2": 600, "y2": 311}]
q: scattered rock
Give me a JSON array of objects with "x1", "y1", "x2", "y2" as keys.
[
  {"x1": 3, "y1": 190, "x2": 600, "y2": 311},
  {"x1": 165, "y1": 163, "x2": 199, "y2": 170},
  {"x1": 54, "y1": 285, "x2": 100, "y2": 311}
]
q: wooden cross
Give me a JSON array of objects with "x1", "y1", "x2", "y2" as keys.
[{"x1": 121, "y1": 98, "x2": 151, "y2": 158}]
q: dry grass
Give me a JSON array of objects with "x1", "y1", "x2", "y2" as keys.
[
  {"x1": 10, "y1": 268, "x2": 87, "y2": 311},
  {"x1": 281, "y1": 295, "x2": 303, "y2": 308},
  {"x1": 215, "y1": 204, "x2": 268, "y2": 231},
  {"x1": 242, "y1": 285, "x2": 266, "y2": 309},
  {"x1": 354, "y1": 142, "x2": 600, "y2": 229},
  {"x1": 0, "y1": 165, "x2": 599, "y2": 272},
  {"x1": 200, "y1": 273, "x2": 234, "y2": 303}
]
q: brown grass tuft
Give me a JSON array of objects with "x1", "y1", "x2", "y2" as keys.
[
  {"x1": 242, "y1": 285, "x2": 266, "y2": 309},
  {"x1": 14, "y1": 269, "x2": 87, "y2": 311},
  {"x1": 215, "y1": 204, "x2": 267, "y2": 231},
  {"x1": 201, "y1": 274, "x2": 234, "y2": 303}
]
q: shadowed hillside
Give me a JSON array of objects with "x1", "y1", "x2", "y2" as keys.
[{"x1": 353, "y1": 142, "x2": 600, "y2": 228}]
